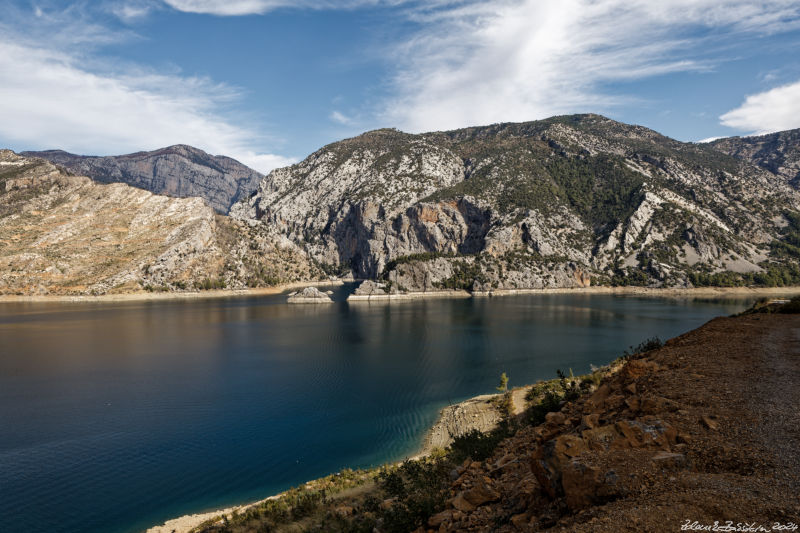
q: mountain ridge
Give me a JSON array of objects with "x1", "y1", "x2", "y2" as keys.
[
  {"x1": 708, "y1": 128, "x2": 800, "y2": 189},
  {"x1": 22, "y1": 145, "x2": 263, "y2": 214},
  {"x1": 0, "y1": 150, "x2": 319, "y2": 295},
  {"x1": 232, "y1": 113, "x2": 800, "y2": 291}
]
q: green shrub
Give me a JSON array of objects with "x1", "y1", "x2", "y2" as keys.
[
  {"x1": 434, "y1": 260, "x2": 487, "y2": 290},
  {"x1": 381, "y1": 252, "x2": 458, "y2": 278},
  {"x1": 527, "y1": 389, "x2": 562, "y2": 426},
  {"x1": 622, "y1": 336, "x2": 663, "y2": 359},
  {"x1": 196, "y1": 277, "x2": 226, "y2": 290},
  {"x1": 376, "y1": 459, "x2": 453, "y2": 532},
  {"x1": 557, "y1": 369, "x2": 581, "y2": 402},
  {"x1": 449, "y1": 424, "x2": 511, "y2": 463}
]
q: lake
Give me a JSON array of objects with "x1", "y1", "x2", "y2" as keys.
[{"x1": 0, "y1": 288, "x2": 750, "y2": 533}]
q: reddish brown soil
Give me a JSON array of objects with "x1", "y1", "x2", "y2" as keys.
[{"x1": 430, "y1": 314, "x2": 800, "y2": 532}]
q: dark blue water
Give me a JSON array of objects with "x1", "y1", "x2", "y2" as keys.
[{"x1": 0, "y1": 289, "x2": 749, "y2": 533}]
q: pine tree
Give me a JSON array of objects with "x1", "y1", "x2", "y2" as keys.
[{"x1": 496, "y1": 372, "x2": 509, "y2": 393}]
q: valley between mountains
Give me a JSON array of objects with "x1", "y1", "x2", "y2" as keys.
[{"x1": 4, "y1": 114, "x2": 800, "y2": 297}]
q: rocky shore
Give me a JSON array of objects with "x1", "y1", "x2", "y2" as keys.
[
  {"x1": 345, "y1": 283, "x2": 800, "y2": 302},
  {"x1": 425, "y1": 308, "x2": 800, "y2": 532}
]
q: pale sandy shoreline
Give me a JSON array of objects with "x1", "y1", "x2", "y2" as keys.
[
  {"x1": 146, "y1": 495, "x2": 283, "y2": 533},
  {"x1": 2, "y1": 283, "x2": 800, "y2": 304},
  {"x1": 0, "y1": 280, "x2": 344, "y2": 303},
  {"x1": 476, "y1": 285, "x2": 800, "y2": 298},
  {"x1": 348, "y1": 285, "x2": 800, "y2": 303}
]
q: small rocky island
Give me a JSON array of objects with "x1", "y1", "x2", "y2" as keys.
[{"x1": 287, "y1": 286, "x2": 334, "y2": 304}]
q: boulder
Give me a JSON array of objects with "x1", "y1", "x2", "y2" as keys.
[
  {"x1": 287, "y1": 286, "x2": 334, "y2": 303},
  {"x1": 532, "y1": 419, "x2": 678, "y2": 504},
  {"x1": 461, "y1": 482, "x2": 500, "y2": 507},
  {"x1": 561, "y1": 460, "x2": 621, "y2": 509},
  {"x1": 450, "y1": 493, "x2": 476, "y2": 512},
  {"x1": 352, "y1": 280, "x2": 389, "y2": 296}
]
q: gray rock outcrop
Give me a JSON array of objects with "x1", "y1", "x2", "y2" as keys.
[
  {"x1": 352, "y1": 280, "x2": 392, "y2": 296},
  {"x1": 287, "y1": 286, "x2": 334, "y2": 303},
  {"x1": 422, "y1": 395, "x2": 504, "y2": 454}
]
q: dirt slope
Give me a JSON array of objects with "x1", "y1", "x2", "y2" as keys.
[{"x1": 433, "y1": 313, "x2": 800, "y2": 531}]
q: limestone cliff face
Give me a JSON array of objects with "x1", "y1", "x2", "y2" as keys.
[
  {"x1": 23, "y1": 145, "x2": 263, "y2": 214},
  {"x1": 0, "y1": 150, "x2": 318, "y2": 295},
  {"x1": 232, "y1": 115, "x2": 800, "y2": 291},
  {"x1": 709, "y1": 128, "x2": 800, "y2": 189}
]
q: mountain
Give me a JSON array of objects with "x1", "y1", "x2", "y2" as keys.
[
  {"x1": 22, "y1": 145, "x2": 263, "y2": 214},
  {"x1": 0, "y1": 150, "x2": 319, "y2": 295},
  {"x1": 708, "y1": 129, "x2": 800, "y2": 189},
  {"x1": 7, "y1": 115, "x2": 800, "y2": 296},
  {"x1": 231, "y1": 114, "x2": 800, "y2": 291}
]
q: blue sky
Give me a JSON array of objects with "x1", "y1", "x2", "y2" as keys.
[{"x1": 1, "y1": 0, "x2": 800, "y2": 172}]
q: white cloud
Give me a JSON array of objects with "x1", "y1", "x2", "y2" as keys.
[
  {"x1": 162, "y1": 0, "x2": 393, "y2": 16},
  {"x1": 0, "y1": 40, "x2": 292, "y2": 173},
  {"x1": 329, "y1": 110, "x2": 354, "y2": 125},
  {"x1": 719, "y1": 80, "x2": 800, "y2": 134},
  {"x1": 382, "y1": 0, "x2": 800, "y2": 133},
  {"x1": 234, "y1": 151, "x2": 296, "y2": 172},
  {"x1": 108, "y1": 1, "x2": 160, "y2": 22}
]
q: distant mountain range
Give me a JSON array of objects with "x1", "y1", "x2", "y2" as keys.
[
  {"x1": 231, "y1": 114, "x2": 800, "y2": 291},
  {"x1": 709, "y1": 129, "x2": 800, "y2": 189},
  {"x1": 22, "y1": 145, "x2": 262, "y2": 214},
  {"x1": 4, "y1": 114, "x2": 800, "y2": 295}
]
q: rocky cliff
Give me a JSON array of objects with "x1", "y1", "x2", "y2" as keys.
[
  {"x1": 232, "y1": 114, "x2": 800, "y2": 291},
  {"x1": 0, "y1": 150, "x2": 319, "y2": 295},
  {"x1": 709, "y1": 128, "x2": 800, "y2": 190},
  {"x1": 23, "y1": 145, "x2": 263, "y2": 214}
]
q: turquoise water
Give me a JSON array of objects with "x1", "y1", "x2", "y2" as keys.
[{"x1": 0, "y1": 288, "x2": 749, "y2": 533}]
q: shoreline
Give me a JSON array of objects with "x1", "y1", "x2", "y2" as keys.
[
  {"x1": 146, "y1": 391, "x2": 502, "y2": 533},
  {"x1": 0, "y1": 280, "x2": 344, "y2": 303},
  {"x1": 347, "y1": 289, "x2": 472, "y2": 301},
  {"x1": 2, "y1": 283, "x2": 800, "y2": 304},
  {"x1": 146, "y1": 495, "x2": 283, "y2": 533},
  {"x1": 347, "y1": 285, "x2": 800, "y2": 303}
]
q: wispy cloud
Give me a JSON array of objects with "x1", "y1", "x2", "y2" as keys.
[
  {"x1": 0, "y1": 4, "x2": 292, "y2": 172},
  {"x1": 161, "y1": 0, "x2": 403, "y2": 16},
  {"x1": 107, "y1": 0, "x2": 161, "y2": 22},
  {"x1": 329, "y1": 110, "x2": 355, "y2": 125},
  {"x1": 720, "y1": 80, "x2": 800, "y2": 134},
  {"x1": 381, "y1": 0, "x2": 800, "y2": 132}
]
